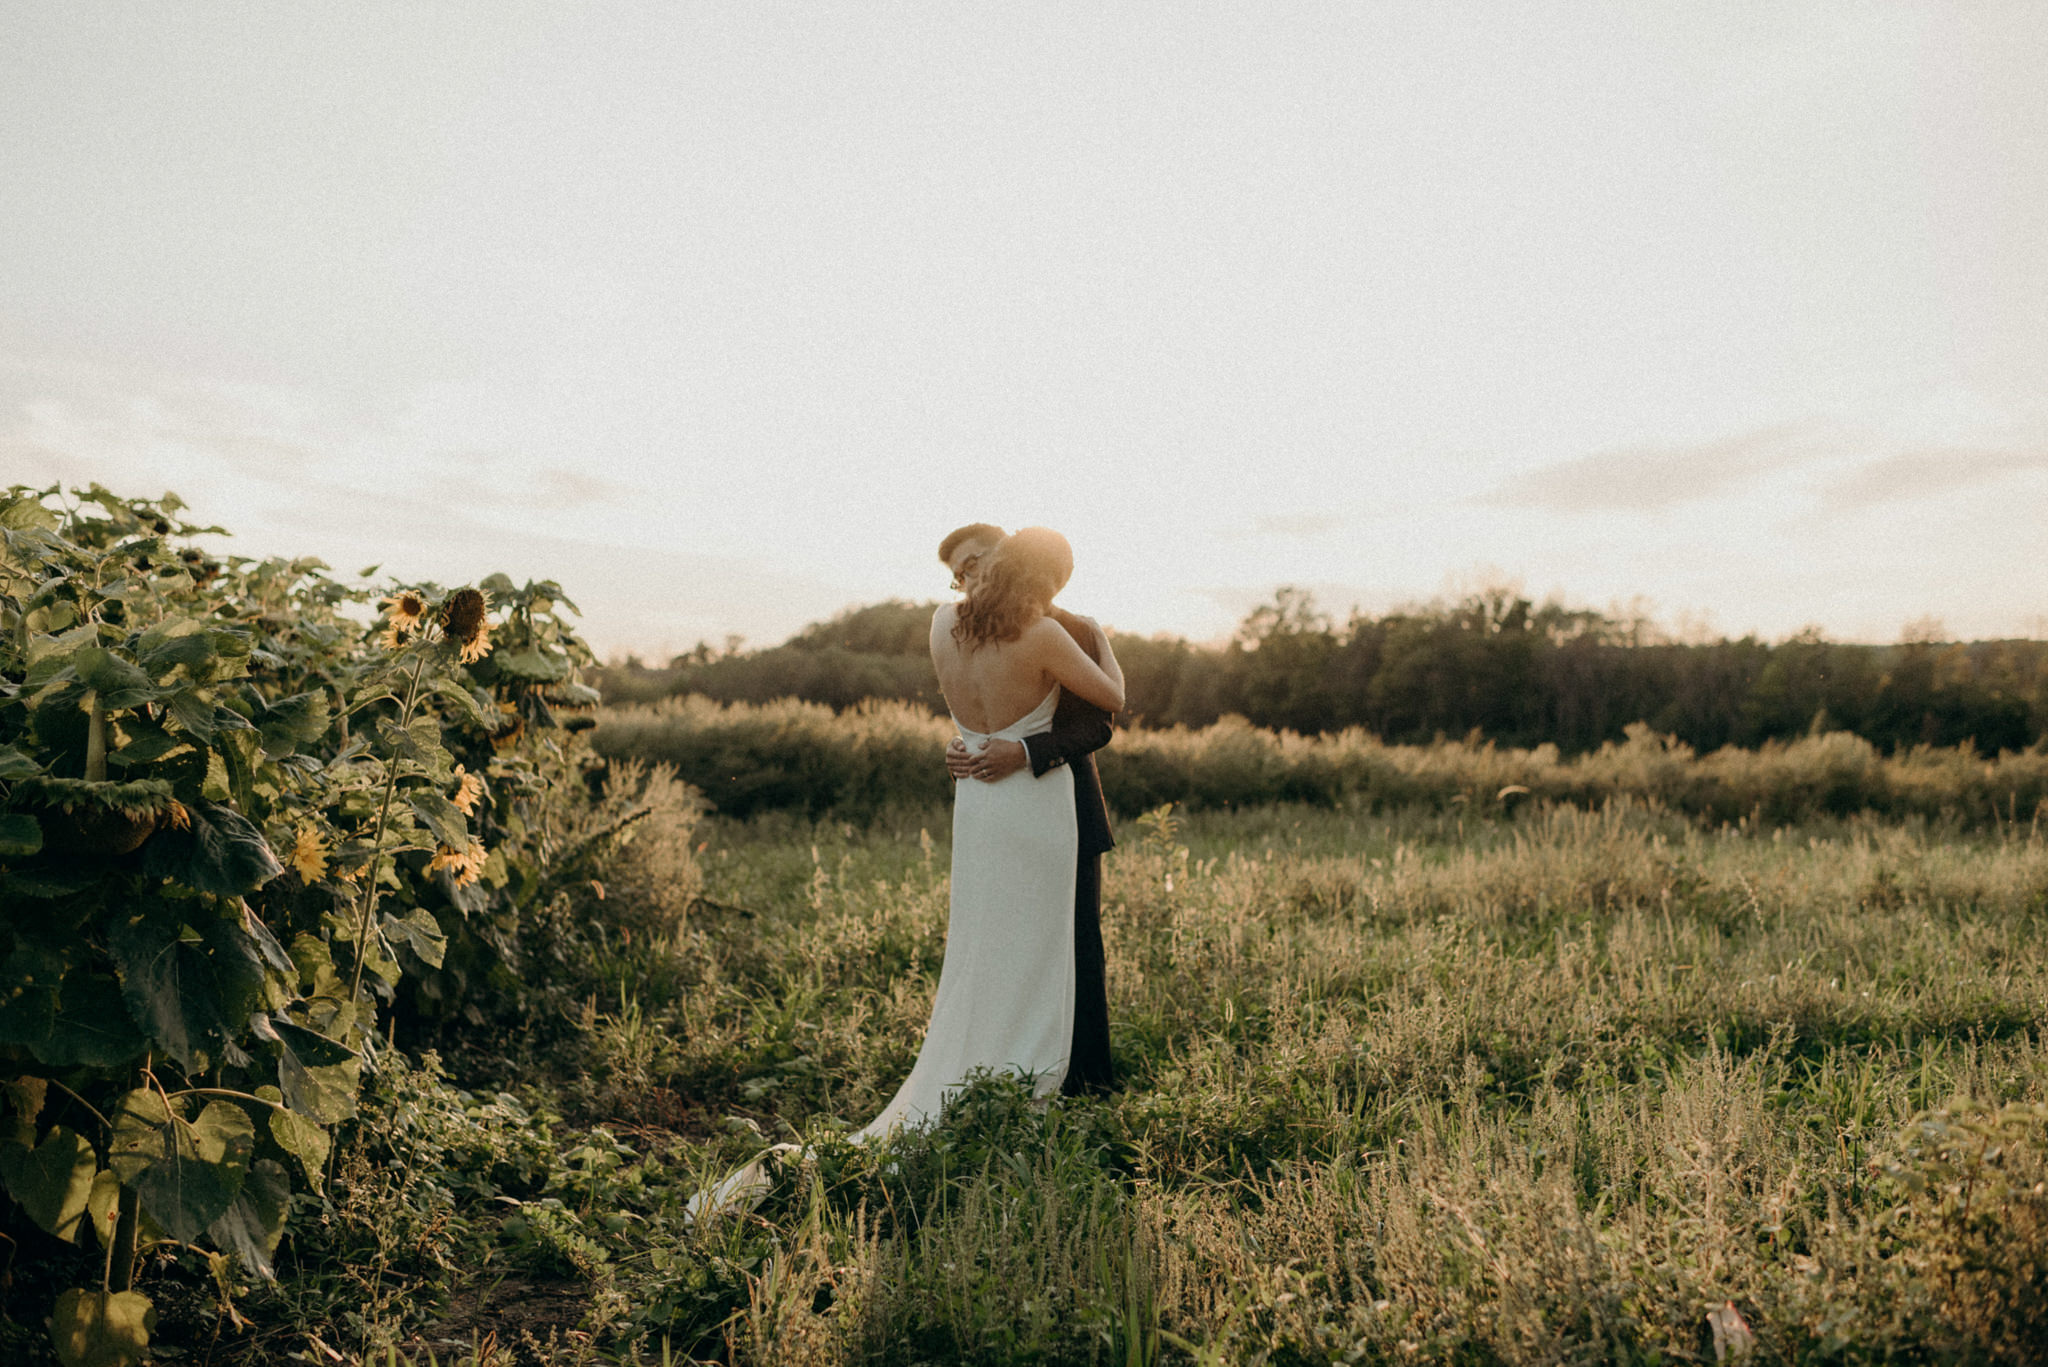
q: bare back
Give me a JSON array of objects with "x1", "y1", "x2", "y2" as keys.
[
  {"x1": 931, "y1": 604, "x2": 1057, "y2": 734},
  {"x1": 930, "y1": 604, "x2": 1124, "y2": 732}
]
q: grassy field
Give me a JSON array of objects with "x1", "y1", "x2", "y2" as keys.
[
  {"x1": 110, "y1": 793, "x2": 2046, "y2": 1365},
  {"x1": 318, "y1": 795, "x2": 2042, "y2": 1366}
]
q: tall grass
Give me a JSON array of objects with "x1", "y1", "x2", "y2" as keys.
[
  {"x1": 236, "y1": 783, "x2": 2048, "y2": 1363},
  {"x1": 598, "y1": 800, "x2": 2048, "y2": 1364},
  {"x1": 595, "y1": 696, "x2": 2048, "y2": 828}
]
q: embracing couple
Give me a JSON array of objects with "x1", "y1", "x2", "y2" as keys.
[
  {"x1": 690, "y1": 524, "x2": 1121, "y2": 1217},
  {"x1": 855, "y1": 523, "x2": 1122, "y2": 1135}
]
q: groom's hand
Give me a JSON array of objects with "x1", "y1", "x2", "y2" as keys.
[{"x1": 945, "y1": 737, "x2": 1028, "y2": 782}]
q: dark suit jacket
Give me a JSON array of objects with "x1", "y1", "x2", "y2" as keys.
[{"x1": 1021, "y1": 608, "x2": 1115, "y2": 855}]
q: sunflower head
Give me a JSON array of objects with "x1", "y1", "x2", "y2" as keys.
[
  {"x1": 441, "y1": 588, "x2": 486, "y2": 640},
  {"x1": 451, "y1": 765, "x2": 486, "y2": 817},
  {"x1": 289, "y1": 824, "x2": 330, "y2": 883},
  {"x1": 426, "y1": 837, "x2": 488, "y2": 887},
  {"x1": 381, "y1": 590, "x2": 430, "y2": 647}
]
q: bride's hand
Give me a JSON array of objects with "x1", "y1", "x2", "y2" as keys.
[{"x1": 945, "y1": 737, "x2": 976, "y2": 780}]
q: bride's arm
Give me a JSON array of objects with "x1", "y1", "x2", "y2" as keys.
[{"x1": 1030, "y1": 617, "x2": 1124, "y2": 713}]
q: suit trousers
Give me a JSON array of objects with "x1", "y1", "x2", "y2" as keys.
[{"x1": 1060, "y1": 852, "x2": 1114, "y2": 1094}]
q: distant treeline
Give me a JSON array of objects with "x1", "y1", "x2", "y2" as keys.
[
  {"x1": 593, "y1": 696, "x2": 2048, "y2": 828},
  {"x1": 598, "y1": 590, "x2": 2048, "y2": 757}
]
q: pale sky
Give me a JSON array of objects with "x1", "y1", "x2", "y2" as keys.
[{"x1": 4, "y1": 2, "x2": 2045, "y2": 659}]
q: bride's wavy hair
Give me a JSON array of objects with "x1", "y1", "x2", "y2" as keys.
[{"x1": 954, "y1": 527, "x2": 1074, "y2": 650}]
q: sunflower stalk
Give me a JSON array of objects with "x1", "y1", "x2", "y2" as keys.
[
  {"x1": 348, "y1": 650, "x2": 431, "y2": 1001},
  {"x1": 85, "y1": 692, "x2": 107, "y2": 782}
]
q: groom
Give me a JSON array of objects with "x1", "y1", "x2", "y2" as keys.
[{"x1": 937, "y1": 523, "x2": 1117, "y2": 1095}]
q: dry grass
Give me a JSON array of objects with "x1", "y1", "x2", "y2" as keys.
[{"x1": 601, "y1": 800, "x2": 2048, "y2": 1364}]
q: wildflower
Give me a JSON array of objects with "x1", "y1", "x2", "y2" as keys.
[
  {"x1": 380, "y1": 590, "x2": 428, "y2": 649},
  {"x1": 440, "y1": 587, "x2": 492, "y2": 663},
  {"x1": 289, "y1": 824, "x2": 330, "y2": 882},
  {"x1": 426, "y1": 837, "x2": 487, "y2": 887},
  {"x1": 451, "y1": 765, "x2": 485, "y2": 816}
]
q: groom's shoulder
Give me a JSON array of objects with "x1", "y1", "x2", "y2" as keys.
[{"x1": 1049, "y1": 608, "x2": 1096, "y2": 656}]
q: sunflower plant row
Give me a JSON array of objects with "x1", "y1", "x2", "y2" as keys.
[{"x1": 0, "y1": 484, "x2": 598, "y2": 1367}]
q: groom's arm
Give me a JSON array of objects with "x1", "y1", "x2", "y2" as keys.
[{"x1": 1020, "y1": 701, "x2": 1111, "y2": 777}]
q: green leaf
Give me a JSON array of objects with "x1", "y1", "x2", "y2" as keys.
[
  {"x1": 165, "y1": 688, "x2": 215, "y2": 746},
  {"x1": 141, "y1": 799, "x2": 283, "y2": 897},
  {"x1": 0, "y1": 744, "x2": 43, "y2": 779},
  {"x1": 107, "y1": 1093, "x2": 252, "y2": 1243},
  {"x1": 405, "y1": 715, "x2": 453, "y2": 778},
  {"x1": 432, "y1": 678, "x2": 493, "y2": 727},
  {"x1": 83, "y1": 1166, "x2": 120, "y2": 1250},
  {"x1": 241, "y1": 904, "x2": 295, "y2": 976},
  {"x1": 109, "y1": 916, "x2": 235, "y2": 1073},
  {"x1": 267, "y1": 1106, "x2": 330, "y2": 1185},
  {"x1": 200, "y1": 746, "x2": 230, "y2": 802},
  {"x1": 256, "y1": 691, "x2": 329, "y2": 759},
  {"x1": 0, "y1": 946, "x2": 60, "y2": 1054},
  {"x1": 37, "y1": 970, "x2": 146, "y2": 1070},
  {"x1": 273, "y1": 1020, "x2": 358, "y2": 1124},
  {"x1": 0, "y1": 495, "x2": 58, "y2": 531},
  {"x1": 0, "y1": 1125, "x2": 96, "y2": 1242},
  {"x1": 73, "y1": 647, "x2": 158, "y2": 711},
  {"x1": 381, "y1": 907, "x2": 448, "y2": 970},
  {"x1": 50, "y1": 1288, "x2": 154, "y2": 1367},
  {"x1": 407, "y1": 791, "x2": 469, "y2": 848},
  {"x1": 0, "y1": 811, "x2": 42, "y2": 857},
  {"x1": 106, "y1": 720, "x2": 186, "y2": 769},
  {"x1": 27, "y1": 622, "x2": 98, "y2": 669},
  {"x1": 494, "y1": 647, "x2": 569, "y2": 683},
  {"x1": 134, "y1": 618, "x2": 216, "y2": 677},
  {"x1": 207, "y1": 1156, "x2": 289, "y2": 1278}
]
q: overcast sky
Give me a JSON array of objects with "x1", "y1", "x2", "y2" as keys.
[{"x1": 4, "y1": 2, "x2": 2044, "y2": 658}]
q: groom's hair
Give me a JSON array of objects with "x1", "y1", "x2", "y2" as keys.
[{"x1": 938, "y1": 523, "x2": 1005, "y2": 564}]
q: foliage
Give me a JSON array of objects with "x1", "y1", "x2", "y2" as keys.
[
  {"x1": 596, "y1": 694, "x2": 2048, "y2": 829},
  {"x1": 598, "y1": 587, "x2": 2048, "y2": 756},
  {"x1": 598, "y1": 601, "x2": 942, "y2": 714},
  {"x1": 0, "y1": 484, "x2": 603, "y2": 1360}
]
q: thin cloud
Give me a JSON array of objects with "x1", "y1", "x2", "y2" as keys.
[
  {"x1": 425, "y1": 460, "x2": 623, "y2": 511},
  {"x1": 1819, "y1": 448, "x2": 2048, "y2": 511},
  {"x1": 1251, "y1": 513, "x2": 1343, "y2": 537},
  {"x1": 1478, "y1": 422, "x2": 1832, "y2": 512},
  {"x1": 1216, "y1": 513, "x2": 1345, "y2": 541}
]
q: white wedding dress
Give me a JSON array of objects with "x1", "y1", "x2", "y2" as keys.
[
  {"x1": 687, "y1": 686, "x2": 1077, "y2": 1220},
  {"x1": 855, "y1": 684, "x2": 1077, "y2": 1137}
]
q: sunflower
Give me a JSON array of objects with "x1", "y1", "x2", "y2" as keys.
[
  {"x1": 426, "y1": 837, "x2": 487, "y2": 887},
  {"x1": 380, "y1": 590, "x2": 429, "y2": 649},
  {"x1": 440, "y1": 587, "x2": 492, "y2": 663},
  {"x1": 490, "y1": 714, "x2": 526, "y2": 753},
  {"x1": 289, "y1": 824, "x2": 330, "y2": 883},
  {"x1": 451, "y1": 765, "x2": 485, "y2": 816}
]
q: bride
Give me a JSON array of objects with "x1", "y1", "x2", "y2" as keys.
[
  {"x1": 688, "y1": 527, "x2": 1123, "y2": 1219},
  {"x1": 855, "y1": 525, "x2": 1125, "y2": 1137}
]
